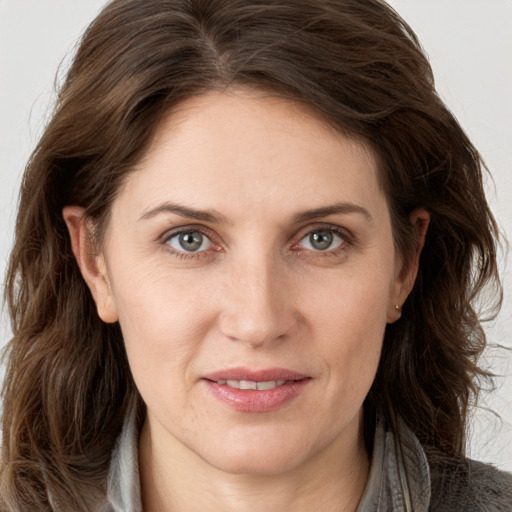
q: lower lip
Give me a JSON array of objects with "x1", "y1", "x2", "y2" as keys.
[{"x1": 203, "y1": 379, "x2": 310, "y2": 412}]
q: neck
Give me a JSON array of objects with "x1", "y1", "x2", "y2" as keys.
[{"x1": 138, "y1": 411, "x2": 370, "y2": 512}]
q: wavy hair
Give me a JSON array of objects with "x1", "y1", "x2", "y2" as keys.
[{"x1": 1, "y1": 0, "x2": 501, "y2": 509}]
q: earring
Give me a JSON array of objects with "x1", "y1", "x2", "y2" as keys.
[{"x1": 395, "y1": 304, "x2": 402, "y2": 313}]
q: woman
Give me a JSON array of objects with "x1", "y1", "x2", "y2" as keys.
[{"x1": 2, "y1": 0, "x2": 511, "y2": 510}]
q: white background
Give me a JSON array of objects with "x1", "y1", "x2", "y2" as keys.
[{"x1": 1, "y1": 0, "x2": 511, "y2": 471}]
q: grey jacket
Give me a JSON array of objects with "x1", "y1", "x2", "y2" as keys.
[{"x1": 104, "y1": 412, "x2": 512, "y2": 511}]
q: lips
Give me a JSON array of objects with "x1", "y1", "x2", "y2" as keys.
[{"x1": 202, "y1": 368, "x2": 311, "y2": 412}]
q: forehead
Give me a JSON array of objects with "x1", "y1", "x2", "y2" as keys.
[
  {"x1": 142, "y1": 90, "x2": 376, "y2": 169},
  {"x1": 115, "y1": 90, "x2": 386, "y2": 223}
]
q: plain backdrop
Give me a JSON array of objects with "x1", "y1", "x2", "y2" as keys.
[{"x1": 1, "y1": 0, "x2": 511, "y2": 472}]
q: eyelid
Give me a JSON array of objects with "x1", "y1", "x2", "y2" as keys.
[
  {"x1": 292, "y1": 223, "x2": 354, "y2": 252},
  {"x1": 161, "y1": 224, "x2": 221, "y2": 258},
  {"x1": 299, "y1": 230, "x2": 343, "y2": 251},
  {"x1": 167, "y1": 230, "x2": 212, "y2": 252},
  {"x1": 158, "y1": 222, "x2": 354, "y2": 260},
  {"x1": 161, "y1": 223, "x2": 216, "y2": 242}
]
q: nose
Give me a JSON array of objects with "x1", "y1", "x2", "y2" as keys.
[{"x1": 218, "y1": 256, "x2": 296, "y2": 349}]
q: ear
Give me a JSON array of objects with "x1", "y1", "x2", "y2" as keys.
[
  {"x1": 62, "y1": 206, "x2": 119, "y2": 323},
  {"x1": 387, "y1": 208, "x2": 430, "y2": 323}
]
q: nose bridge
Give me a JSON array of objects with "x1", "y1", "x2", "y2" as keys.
[{"x1": 219, "y1": 249, "x2": 292, "y2": 347}]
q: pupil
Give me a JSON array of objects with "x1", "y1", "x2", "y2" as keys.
[
  {"x1": 310, "y1": 230, "x2": 332, "y2": 250},
  {"x1": 179, "y1": 231, "x2": 202, "y2": 251}
]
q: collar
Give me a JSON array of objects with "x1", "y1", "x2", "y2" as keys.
[
  {"x1": 105, "y1": 411, "x2": 431, "y2": 511},
  {"x1": 356, "y1": 415, "x2": 431, "y2": 511},
  {"x1": 106, "y1": 406, "x2": 142, "y2": 512}
]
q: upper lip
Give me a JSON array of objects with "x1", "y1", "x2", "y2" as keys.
[{"x1": 202, "y1": 367, "x2": 309, "y2": 382}]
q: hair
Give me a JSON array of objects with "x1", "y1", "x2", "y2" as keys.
[{"x1": 1, "y1": 0, "x2": 502, "y2": 509}]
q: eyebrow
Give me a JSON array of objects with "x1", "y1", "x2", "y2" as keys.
[
  {"x1": 138, "y1": 202, "x2": 227, "y2": 224},
  {"x1": 291, "y1": 202, "x2": 373, "y2": 223},
  {"x1": 138, "y1": 200, "x2": 372, "y2": 224}
]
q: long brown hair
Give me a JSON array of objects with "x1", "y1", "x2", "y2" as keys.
[{"x1": 1, "y1": 0, "x2": 501, "y2": 509}]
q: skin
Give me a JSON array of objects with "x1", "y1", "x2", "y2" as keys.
[{"x1": 64, "y1": 90, "x2": 428, "y2": 512}]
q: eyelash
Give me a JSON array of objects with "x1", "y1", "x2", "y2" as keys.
[
  {"x1": 161, "y1": 224, "x2": 354, "y2": 260},
  {"x1": 292, "y1": 225, "x2": 352, "y2": 257},
  {"x1": 162, "y1": 226, "x2": 219, "y2": 260}
]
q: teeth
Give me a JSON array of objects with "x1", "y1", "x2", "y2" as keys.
[
  {"x1": 220, "y1": 379, "x2": 287, "y2": 390},
  {"x1": 257, "y1": 380, "x2": 286, "y2": 390},
  {"x1": 232, "y1": 379, "x2": 256, "y2": 390}
]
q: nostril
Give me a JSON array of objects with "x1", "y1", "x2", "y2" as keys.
[
  {"x1": 218, "y1": 310, "x2": 292, "y2": 348},
  {"x1": 217, "y1": 272, "x2": 296, "y2": 346}
]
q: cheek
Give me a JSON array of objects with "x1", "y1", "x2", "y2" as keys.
[
  {"x1": 302, "y1": 258, "x2": 393, "y2": 338},
  {"x1": 108, "y1": 264, "x2": 214, "y2": 389},
  {"x1": 301, "y1": 262, "x2": 391, "y2": 390}
]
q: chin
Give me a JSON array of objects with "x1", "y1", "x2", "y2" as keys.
[
  {"x1": 193, "y1": 428, "x2": 323, "y2": 477},
  {"x1": 206, "y1": 448, "x2": 306, "y2": 477}
]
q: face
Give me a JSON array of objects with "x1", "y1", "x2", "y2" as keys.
[{"x1": 68, "y1": 91, "x2": 419, "y2": 476}]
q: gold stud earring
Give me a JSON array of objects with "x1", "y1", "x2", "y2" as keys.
[{"x1": 395, "y1": 304, "x2": 402, "y2": 313}]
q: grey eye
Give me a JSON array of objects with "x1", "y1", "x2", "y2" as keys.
[
  {"x1": 299, "y1": 229, "x2": 343, "y2": 251},
  {"x1": 167, "y1": 230, "x2": 211, "y2": 252}
]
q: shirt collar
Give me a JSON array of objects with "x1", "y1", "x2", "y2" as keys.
[
  {"x1": 356, "y1": 414, "x2": 431, "y2": 511},
  {"x1": 106, "y1": 405, "x2": 142, "y2": 512}
]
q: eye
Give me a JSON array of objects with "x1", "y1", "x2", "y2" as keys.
[
  {"x1": 167, "y1": 230, "x2": 212, "y2": 253},
  {"x1": 298, "y1": 228, "x2": 344, "y2": 251}
]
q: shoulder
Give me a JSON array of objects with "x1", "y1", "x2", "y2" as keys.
[{"x1": 427, "y1": 452, "x2": 512, "y2": 512}]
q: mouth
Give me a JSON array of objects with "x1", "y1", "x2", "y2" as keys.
[
  {"x1": 202, "y1": 368, "x2": 311, "y2": 412},
  {"x1": 215, "y1": 379, "x2": 287, "y2": 390}
]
